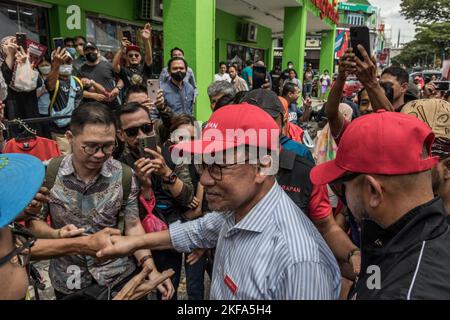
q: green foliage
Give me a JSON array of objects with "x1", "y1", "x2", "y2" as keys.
[{"x1": 400, "y1": 0, "x2": 450, "y2": 24}]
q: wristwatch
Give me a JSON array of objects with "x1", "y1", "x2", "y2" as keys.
[{"x1": 162, "y1": 171, "x2": 177, "y2": 185}]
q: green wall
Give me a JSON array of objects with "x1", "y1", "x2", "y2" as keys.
[
  {"x1": 215, "y1": 9, "x2": 273, "y2": 71},
  {"x1": 164, "y1": 0, "x2": 216, "y2": 122},
  {"x1": 40, "y1": 0, "x2": 138, "y2": 39}
]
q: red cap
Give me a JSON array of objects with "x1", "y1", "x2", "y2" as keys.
[
  {"x1": 126, "y1": 45, "x2": 141, "y2": 54},
  {"x1": 172, "y1": 104, "x2": 280, "y2": 155},
  {"x1": 310, "y1": 110, "x2": 439, "y2": 185}
]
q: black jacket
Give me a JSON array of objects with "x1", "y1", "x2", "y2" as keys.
[
  {"x1": 276, "y1": 148, "x2": 314, "y2": 216},
  {"x1": 350, "y1": 198, "x2": 450, "y2": 300}
]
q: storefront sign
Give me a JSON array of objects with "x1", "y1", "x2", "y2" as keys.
[
  {"x1": 311, "y1": 0, "x2": 339, "y2": 25},
  {"x1": 66, "y1": 5, "x2": 81, "y2": 30}
]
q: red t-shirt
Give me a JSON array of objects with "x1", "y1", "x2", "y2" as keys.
[
  {"x1": 3, "y1": 137, "x2": 61, "y2": 161},
  {"x1": 308, "y1": 184, "x2": 333, "y2": 221}
]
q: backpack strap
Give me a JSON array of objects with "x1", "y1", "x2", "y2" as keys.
[
  {"x1": 73, "y1": 76, "x2": 84, "y2": 90},
  {"x1": 44, "y1": 156, "x2": 65, "y2": 191},
  {"x1": 118, "y1": 163, "x2": 133, "y2": 234},
  {"x1": 49, "y1": 79, "x2": 60, "y2": 113}
]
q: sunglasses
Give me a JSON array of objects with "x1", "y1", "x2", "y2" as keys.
[
  {"x1": 329, "y1": 172, "x2": 361, "y2": 206},
  {"x1": 128, "y1": 54, "x2": 140, "y2": 58},
  {"x1": 124, "y1": 123, "x2": 154, "y2": 137}
]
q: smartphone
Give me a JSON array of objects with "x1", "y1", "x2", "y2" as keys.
[
  {"x1": 147, "y1": 79, "x2": 160, "y2": 104},
  {"x1": 122, "y1": 30, "x2": 132, "y2": 41},
  {"x1": 433, "y1": 81, "x2": 450, "y2": 91},
  {"x1": 138, "y1": 133, "x2": 157, "y2": 159},
  {"x1": 16, "y1": 33, "x2": 28, "y2": 51},
  {"x1": 380, "y1": 82, "x2": 394, "y2": 104},
  {"x1": 350, "y1": 26, "x2": 371, "y2": 62},
  {"x1": 253, "y1": 66, "x2": 267, "y2": 90},
  {"x1": 53, "y1": 37, "x2": 65, "y2": 50}
]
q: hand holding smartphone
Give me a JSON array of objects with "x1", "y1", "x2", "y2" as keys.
[
  {"x1": 147, "y1": 79, "x2": 160, "y2": 105},
  {"x1": 15, "y1": 33, "x2": 28, "y2": 52},
  {"x1": 433, "y1": 81, "x2": 450, "y2": 92},
  {"x1": 138, "y1": 133, "x2": 158, "y2": 159},
  {"x1": 350, "y1": 26, "x2": 371, "y2": 62},
  {"x1": 53, "y1": 37, "x2": 65, "y2": 50}
]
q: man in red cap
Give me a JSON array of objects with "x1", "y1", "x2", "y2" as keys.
[
  {"x1": 113, "y1": 23, "x2": 154, "y2": 89},
  {"x1": 310, "y1": 110, "x2": 450, "y2": 299},
  {"x1": 97, "y1": 104, "x2": 341, "y2": 300}
]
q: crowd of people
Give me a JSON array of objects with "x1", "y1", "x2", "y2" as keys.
[{"x1": 0, "y1": 22, "x2": 449, "y2": 301}]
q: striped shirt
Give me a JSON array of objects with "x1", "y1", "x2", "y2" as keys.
[{"x1": 170, "y1": 182, "x2": 341, "y2": 300}]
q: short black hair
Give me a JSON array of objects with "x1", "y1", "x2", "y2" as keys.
[
  {"x1": 381, "y1": 66, "x2": 409, "y2": 85},
  {"x1": 282, "y1": 82, "x2": 298, "y2": 97},
  {"x1": 168, "y1": 57, "x2": 188, "y2": 70},
  {"x1": 64, "y1": 37, "x2": 74, "y2": 45},
  {"x1": 170, "y1": 47, "x2": 184, "y2": 57},
  {"x1": 74, "y1": 36, "x2": 86, "y2": 43},
  {"x1": 219, "y1": 61, "x2": 227, "y2": 67},
  {"x1": 70, "y1": 102, "x2": 116, "y2": 135},
  {"x1": 246, "y1": 60, "x2": 254, "y2": 66},
  {"x1": 287, "y1": 61, "x2": 293, "y2": 65},
  {"x1": 125, "y1": 84, "x2": 148, "y2": 103},
  {"x1": 115, "y1": 102, "x2": 150, "y2": 128}
]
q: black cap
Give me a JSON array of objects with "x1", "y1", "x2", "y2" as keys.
[
  {"x1": 84, "y1": 42, "x2": 98, "y2": 51},
  {"x1": 240, "y1": 89, "x2": 284, "y2": 118}
]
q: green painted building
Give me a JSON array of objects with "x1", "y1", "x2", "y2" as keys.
[{"x1": 0, "y1": 0, "x2": 338, "y2": 121}]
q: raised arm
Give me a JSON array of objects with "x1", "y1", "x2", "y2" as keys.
[
  {"x1": 326, "y1": 49, "x2": 356, "y2": 137},
  {"x1": 141, "y1": 23, "x2": 153, "y2": 67},
  {"x1": 354, "y1": 45, "x2": 393, "y2": 112},
  {"x1": 46, "y1": 48, "x2": 68, "y2": 92},
  {"x1": 112, "y1": 38, "x2": 130, "y2": 74}
]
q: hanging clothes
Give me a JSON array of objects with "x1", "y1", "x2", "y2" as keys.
[{"x1": 3, "y1": 136, "x2": 61, "y2": 161}]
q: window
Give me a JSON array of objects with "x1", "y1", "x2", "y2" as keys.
[{"x1": 0, "y1": 1, "x2": 49, "y2": 49}]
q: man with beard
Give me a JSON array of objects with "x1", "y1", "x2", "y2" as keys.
[
  {"x1": 113, "y1": 23, "x2": 153, "y2": 89},
  {"x1": 311, "y1": 109, "x2": 450, "y2": 300},
  {"x1": 401, "y1": 99, "x2": 450, "y2": 213},
  {"x1": 96, "y1": 104, "x2": 342, "y2": 300},
  {"x1": 160, "y1": 57, "x2": 195, "y2": 115}
]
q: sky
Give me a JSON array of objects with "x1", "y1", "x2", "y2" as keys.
[{"x1": 369, "y1": 0, "x2": 417, "y2": 46}]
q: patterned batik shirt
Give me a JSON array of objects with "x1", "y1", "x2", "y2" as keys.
[{"x1": 37, "y1": 155, "x2": 139, "y2": 294}]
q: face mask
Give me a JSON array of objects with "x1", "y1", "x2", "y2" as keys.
[
  {"x1": 66, "y1": 47, "x2": 77, "y2": 58},
  {"x1": 39, "y1": 66, "x2": 51, "y2": 75},
  {"x1": 59, "y1": 65, "x2": 73, "y2": 76},
  {"x1": 85, "y1": 53, "x2": 98, "y2": 63},
  {"x1": 288, "y1": 65, "x2": 293, "y2": 69},
  {"x1": 171, "y1": 71, "x2": 186, "y2": 82}
]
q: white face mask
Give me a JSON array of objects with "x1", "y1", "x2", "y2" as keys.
[
  {"x1": 39, "y1": 66, "x2": 51, "y2": 75},
  {"x1": 59, "y1": 65, "x2": 73, "y2": 76}
]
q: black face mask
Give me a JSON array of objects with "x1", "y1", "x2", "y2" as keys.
[
  {"x1": 171, "y1": 71, "x2": 186, "y2": 82},
  {"x1": 85, "y1": 53, "x2": 98, "y2": 63}
]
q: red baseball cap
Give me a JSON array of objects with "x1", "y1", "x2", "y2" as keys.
[
  {"x1": 172, "y1": 104, "x2": 280, "y2": 155},
  {"x1": 310, "y1": 110, "x2": 439, "y2": 185},
  {"x1": 126, "y1": 45, "x2": 141, "y2": 54}
]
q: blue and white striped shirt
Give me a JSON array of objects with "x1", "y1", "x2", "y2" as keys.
[{"x1": 170, "y1": 182, "x2": 341, "y2": 300}]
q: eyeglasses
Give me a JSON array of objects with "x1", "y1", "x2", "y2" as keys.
[
  {"x1": 82, "y1": 142, "x2": 117, "y2": 156},
  {"x1": 329, "y1": 172, "x2": 361, "y2": 206},
  {"x1": 0, "y1": 223, "x2": 36, "y2": 269},
  {"x1": 128, "y1": 54, "x2": 140, "y2": 58},
  {"x1": 195, "y1": 158, "x2": 256, "y2": 181},
  {"x1": 124, "y1": 123, "x2": 154, "y2": 138}
]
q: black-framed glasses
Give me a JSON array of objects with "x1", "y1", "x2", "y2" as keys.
[
  {"x1": 329, "y1": 172, "x2": 362, "y2": 206},
  {"x1": 123, "y1": 123, "x2": 154, "y2": 138},
  {"x1": 82, "y1": 142, "x2": 117, "y2": 156},
  {"x1": 195, "y1": 158, "x2": 257, "y2": 181},
  {"x1": 0, "y1": 223, "x2": 36, "y2": 269}
]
